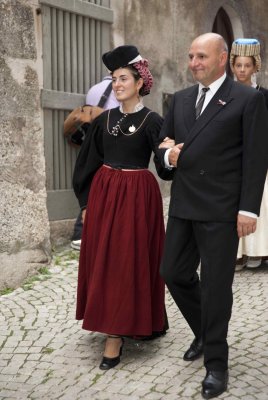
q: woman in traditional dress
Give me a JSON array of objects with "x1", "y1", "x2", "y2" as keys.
[
  {"x1": 230, "y1": 38, "x2": 268, "y2": 270},
  {"x1": 73, "y1": 45, "x2": 169, "y2": 370}
]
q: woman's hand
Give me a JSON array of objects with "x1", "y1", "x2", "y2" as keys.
[
  {"x1": 82, "y1": 209, "x2": 87, "y2": 223},
  {"x1": 159, "y1": 137, "x2": 175, "y2": 149}
]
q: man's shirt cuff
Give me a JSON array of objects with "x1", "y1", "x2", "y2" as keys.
[
  {"x1": 164, "y1": 148, "x2": 174, "y2": 169},
  {"x1": 239, "y1": 210, "x2": 257, "y2": 218}
]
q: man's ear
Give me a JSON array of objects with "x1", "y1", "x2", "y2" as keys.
[{"x1": 220, "y1": 51, "x2": 228, "y2": 67}]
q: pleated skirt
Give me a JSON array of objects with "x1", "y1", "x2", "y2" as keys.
[{"x1": 76, "y1": 165, "x2": 166, "y2": 336}]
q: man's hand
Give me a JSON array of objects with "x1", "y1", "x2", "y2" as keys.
[
  {"x1": 159, "y1": 137, "x2": 176, "y2": 149},
  {"x1": 237, "y1": 214, "x2": 257, "y2": 238},
  {"x1": 168, "y1": 143, "x2": 184, "y2": 167}
]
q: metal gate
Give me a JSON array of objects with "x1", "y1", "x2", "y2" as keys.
[{"x1": 40, "y1": 0, "x2": 113, "y2": 220}]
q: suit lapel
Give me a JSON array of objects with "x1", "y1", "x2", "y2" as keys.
[
  {"x1": 182, "y1": 77, "x2": 234, "y2": 153},
  {"x1": 183, "y1": 85, "x2": 199, "y2": 132}
]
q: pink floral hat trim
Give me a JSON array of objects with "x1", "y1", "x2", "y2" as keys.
[{"x1": 133, "y1": 59, "x2": 153, "y2": 96}]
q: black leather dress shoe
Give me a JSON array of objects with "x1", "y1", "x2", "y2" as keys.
[
  {"x1": 99, "y1": 338, "x2": 124, "y2": 370},
  {"x1": 201, "y1": 370, "x2": 228, "y2": 399},
  {"x1": 183, "y1": 337, "x2": 203, "y2": 361}
]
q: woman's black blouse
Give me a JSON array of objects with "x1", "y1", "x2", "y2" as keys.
[{"x1": 73, "y1": 107, "x2": 170, "y2": 208}]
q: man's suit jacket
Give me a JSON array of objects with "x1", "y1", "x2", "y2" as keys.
[{"x1": 160, "y1": 76, "x2": 268, "y2": 222}]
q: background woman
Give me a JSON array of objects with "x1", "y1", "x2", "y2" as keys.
[
  {"x1": 73, "y1": 45, "x2": 168, "y2": 370},
  {"x1": 230, "y1": 38, "x2": 268, "y2": 270}
]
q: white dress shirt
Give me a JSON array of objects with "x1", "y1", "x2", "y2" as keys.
[{"x1": 196, "y1": 72, "x2": 226, "y2": 112}]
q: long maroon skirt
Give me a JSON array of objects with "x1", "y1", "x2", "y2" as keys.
[{"x1": 76, "y1": 165, "x2": 166, "y2": 336}]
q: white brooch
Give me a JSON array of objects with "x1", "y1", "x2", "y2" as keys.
[
  {"x1": 128, "y1": 125, "x2": 136, "y2": 133},
  {"x1": 217, "y1": 99, "x2": 226, "y2": 106}
]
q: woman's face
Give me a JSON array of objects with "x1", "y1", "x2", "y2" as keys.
[
  {"x1": 112, "y1": 68, "x2": 143, "y2": 102},
  {"x1": 232, "y1": 56, "x2": 257, "y2": 85}
]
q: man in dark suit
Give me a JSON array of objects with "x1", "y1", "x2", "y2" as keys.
[{"x1": 159, "y1": 33, "x2": 268, "y2": 399}]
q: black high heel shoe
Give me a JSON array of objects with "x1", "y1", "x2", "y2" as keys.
[{"x1": 99, "y1": 336, "x2": 124, "y2": 370}]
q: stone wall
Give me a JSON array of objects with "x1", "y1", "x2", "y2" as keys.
[
  {"x1": 111, "y1": 0, "x2": 268, "y2": 195},
  {"x1": 112, "y1": 0, "x2": 268, "y2": 110},
  {"x1": 0, "y1": 0, "x2": 50, "y2": 290}
]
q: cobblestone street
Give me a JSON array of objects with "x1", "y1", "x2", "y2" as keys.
[{"x1": 1, "y1": 198, "x2": 268, "y2": 399}]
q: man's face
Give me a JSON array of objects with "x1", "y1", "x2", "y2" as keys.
[{"x1": 188, "y1": 38, "x2": 226, "y2": 86}]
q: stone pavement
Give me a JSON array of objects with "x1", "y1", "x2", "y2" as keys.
[{"x1": 1, "y1": 198, "x2": 268, "y2": 400}]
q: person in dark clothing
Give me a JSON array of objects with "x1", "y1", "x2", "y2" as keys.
[
  {"x1": 158, "y1": 33, "x2": 268, "y2": 398},
  {"x1": 73, "y1": 45, "x2": 168, "y2": 370}
]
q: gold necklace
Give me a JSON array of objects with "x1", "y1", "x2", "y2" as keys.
[{"x1": 107, "y1": 110, "x2": 152, "y2": 136}]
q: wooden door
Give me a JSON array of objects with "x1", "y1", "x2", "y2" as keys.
[{"x1": 40, "y1": 0, "x2": 113, "y2": 220}]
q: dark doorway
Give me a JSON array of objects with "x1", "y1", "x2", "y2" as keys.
[{"x1": 212, "y1": 7, "x2": 234, "y2": 77}]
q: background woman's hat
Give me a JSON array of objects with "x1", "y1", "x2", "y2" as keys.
[
  {"x1": 230, "y1": 38, "x2": 261, "y2": 71},
  {"x1": 102, "y1": 45, "x2": 142, "y2": 71}
]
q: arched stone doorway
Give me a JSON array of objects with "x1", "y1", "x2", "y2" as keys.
[
  {"x1": 205, "y1": 1, "x2": 245, "y2": 40},
  {"x1": 211, "y1": 3, "x2": 246, "y2": 76},
  {"x1": 212, "y1": 7, "x2": 234, "y2": 76},
  {"x1": 204, "y1": 1, "x2": 245, "y2": 75}
]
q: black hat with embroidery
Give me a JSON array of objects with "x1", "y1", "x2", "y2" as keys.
[{"x1": 102, "y1": 45, "x2": 141, "y2": 71}]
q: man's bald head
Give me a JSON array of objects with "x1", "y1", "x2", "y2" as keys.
[
  {"x1": 193, "y1": 33, "x2": 228, "y2": 54},
  {"x1": 188, "y1": 33, "x2": 228, "y2": 86}
]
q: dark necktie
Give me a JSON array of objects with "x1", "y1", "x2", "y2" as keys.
[{"x1": 195, "y1": 87, "x2": 209, "y2": 119}]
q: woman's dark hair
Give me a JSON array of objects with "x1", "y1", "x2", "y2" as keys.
[
  {"x1": 127, "y1": 65, "x2": 148, "y2": 96},
  {"x1": 125, "y1": 65, "x2": 141, "y2": 81}
]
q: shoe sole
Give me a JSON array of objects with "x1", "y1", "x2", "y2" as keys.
[
  {"x1": 201, "y1": 386, "x2": 227, "y2": 399},
  {"x1": 70, "y1": 244, "x2": 81, "y2": 250},
  {"x1": 246, "y1": 264, "x2": 261, "y2": 268}
]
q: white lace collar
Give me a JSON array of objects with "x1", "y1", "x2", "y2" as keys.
[{"x1": 119, "y1": 101, "x2": 144, "y2": 114}]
